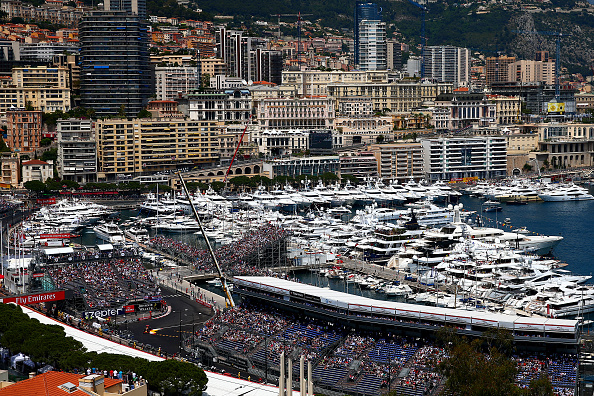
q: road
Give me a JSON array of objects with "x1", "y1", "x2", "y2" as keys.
[{"x1": 116, "y1": 286, "x2": 213, "y2": 358}]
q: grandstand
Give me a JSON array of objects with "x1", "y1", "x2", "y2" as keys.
[{"x1": 233, "y1": 276, "x2": 579, "y2": 345}]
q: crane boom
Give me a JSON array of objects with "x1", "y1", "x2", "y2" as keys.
[{"x1": 177, "y1": 173, "x2": 235, "y2": 308}]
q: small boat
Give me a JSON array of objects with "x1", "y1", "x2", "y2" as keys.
[
  {"x1": 505, "y1": 200, "x2": 527, "y2": 205},
  {"x1": 482, "y1": 200, "x2": 502, "y2": 212}
]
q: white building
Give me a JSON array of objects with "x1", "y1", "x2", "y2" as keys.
[
  {"x1": 358, "y1": 20, "x2": 387, "y2": 71},
  {"x1": 251, "y1": 129, "x2": 309, "y2": 156},
  {"x1": 421, "y1": 137, "x2": 507, "y2": 181},
  {"x1": 424, "y1": 46, "x2": 470, "y2": 87},
  {"x1": 57, "y1": 119, "x2": 97, "y2": 184},
  {"x1": 154, "y1": 66, "x2": 198, "y2": 101},
  {"x1": 186, "y1": 89, "x2": 252, "y2": 122},
  {"x1": 257, "y1": 97, "x2": 335, "y2": 130},
  {"x1": 434, "y1": 92, "x2": 496, "y2": 130},
  {"x1": 21, "y1": 159, "x2": 52, "y2": 184}
]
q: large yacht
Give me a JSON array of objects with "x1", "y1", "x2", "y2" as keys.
[
  {"x1": 538, "y1": 185, "x2": 594, "y2": 202},
  {"x1": 93, "y1": 222, "x2": 125, "y2": 245}
]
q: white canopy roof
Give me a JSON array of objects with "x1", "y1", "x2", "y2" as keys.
[
  {"x1": 43, "y1": 247, "x2": 74, "y2": 255},
  {"x1": 96, "y1": 244, "x2": 114, "y2": 251},
  {"x1": 7, "y1": 257, "x2": 33, "y2": 269}
]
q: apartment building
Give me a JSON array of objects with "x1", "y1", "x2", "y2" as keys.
[
  {"x1": 424, "y1": 45, "x2": 470, "y2": 87},
  {"x1": 485, "y1": 55, "x2": 516, "y2": 86},
  {"x1": 507, "y1": 60, "x2": 555, "y2": 85},
  {"x1": 488, "y1": 94, "x2": 521, "y2": 125},
  {"x1": 6, "y1": 109, "x2": 42, "y2": 152},
  {"x1": 217, "y1": 124, "x2": 258, "y2": 159},
  {"x1": 11, "y1": 65, "x2": 71, "y2": 112},
  {"x1": 96, "y1": 118, "x2": 220, "y2": 180},
  {"x1": 0, "y1": 153, "x2": 19, "y2": 187},
  {"x1": 326, "y1": 80, "x2": 452, "y2": 113},
  {"x1": 257, "y1": 97, "x2": 335, "y2": 130},
  {"x1": 187, "y1": 89, "x2": 252, "y2": 122},
  {"x1": 199, "y1": 58, "x2": 227, "y2": 77},
  {"x1": 57, "y1": 119, "x2": 97, "y2": 184},
  {"x1": 358, "y1": 20, "x2": 387, "y2": 71},
  {"x1": 421, "y1": 136, "x2": 507, "y2": 181},
  {"x1": 154, "y1": 66, "x2": 198, "y2": 101},
  {"x1": 339, "y1": 152, "x2": 378, "y2": 179},
  {"x1": 368, "y1": 143, "x2": 424, "y2": 181},
  {"x1": 281, "y1": 70, "x2": 390, "y2": 96}
]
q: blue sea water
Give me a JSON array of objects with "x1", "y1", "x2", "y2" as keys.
[{"x1": 458, "y1": 187, "x2": 594, "y2": 281}]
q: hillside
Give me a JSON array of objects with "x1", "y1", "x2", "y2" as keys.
[{"x1": 191, "y1": 0, "x2": 594, "y2": 75}]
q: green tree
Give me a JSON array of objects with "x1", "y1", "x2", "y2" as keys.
[
  {"x1": 25, "y1": 101, "x2": 34, "y2": 111},
  {"x1": 62, "y1": 180, "x2": 80, "y2": 190},
  {"x1": 524, "y1": 376, "x2": 554, "y2": 396},
  {"x1": 137, "y1": 109, "x2": 152, "y2": 118},
  {"x1": 320, "y1": 172, "x2": 339, "y2": 183},
  {"x1": 341, "y1": 174, "x2": 360, "y2": 185},
  {"x1": 0, "y1": 137, "x2": 11, "y2": 152},
  {"x1": 45, "y1": 179, "x2": 64, "y2": 191},
  {"x1": 376, "y1": 135, "x2": 385, "y2": 143},
  {"x1": 229, "y1": 175, "x2": 252, "y2": 188},
  {"x1": 118, "y1": 104, "x2": 126, "y2": 118},
  {"x1": 23, "y1": 180, "x2": 46, "y2": 192},
  {"x1": 41, "y1": 148, "x2": 58, "y2": 162},
  {"x1": 139, "y1": 359, "x2": 208, "y2": 396},
  {"x1": 40, "y1": 137, "x2": 53, "y2": 147}
]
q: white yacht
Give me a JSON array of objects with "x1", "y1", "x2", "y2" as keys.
[
  {"x1": 93, "y1": 222, "x2": 125, "y2": 245},
  {"x1": 538, "y1": 185, "x2": 594, "y2": 202},
  {"x1": 125, "y1": 226, "x2": 150, "y2": 243}
]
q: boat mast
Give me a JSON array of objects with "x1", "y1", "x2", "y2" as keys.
[{"x1": 177, "y1": 173, "x2": 235, "y2": 307}]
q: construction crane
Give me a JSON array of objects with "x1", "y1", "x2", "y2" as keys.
[
  {"x1": 271, "y1": 13, "x2": 313, "y2": 65},
  {"x1": 406, "y1": 0, "x2": 427, "y2": 78},
  {"x1": 513, "y1": 30, "x2": 571, "y2": 101},
  {"x1": 177, "y1": 173, "x2": 235, "y2": 308}
]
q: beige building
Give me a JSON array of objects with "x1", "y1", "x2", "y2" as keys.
[
  {"x1": 21, "y1": 159, "x2": 52, "y2": 184},
  {"x1": 334, "y1": 115, "x2": 393, "y2": 147},
  {"x1": 96, "y1": 118, "x2": 220, "y2": 180},
  {"x1": 257, "y1": 97, "x2": 335, "y2": 130},
  {"x1": 507, "y1": 60, "x2": 555, "y2": 85},
  {"x1": 11, "y1": 66, "x2": 71, "y2": 113},
  {"x1": 536, "y1": 123, "x2": 594, "y2": 141},
  {"x1": 506, "y1": 133, "x2": 539, "y2": 154},
  {"x1": 575, "y1": 92, "x2": 594, "y2": 114},
  {"x1": 217, "y1": 124, "x2": 259, "y2": 159},
  {"x1": 326, "y1": 80, "x2": 452, "y2": 113},
  {"x1": 199, "y1": 58, "x2": 227, "y2": 77},
  {"x1": 0, "y1": 153, "x2": 18, "y2": 187},
  {"x1": 282, "y1": 69, "x2": 390, "y2": 97},
  {"x1": 368, "y1": 143, "x2": 424, "y2": 181},
  {"x1": 488, "y1": 95, "x2": 521, "y2": 125}
]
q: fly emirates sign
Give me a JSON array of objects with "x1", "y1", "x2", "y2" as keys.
[{"x1": 1, "y1": 291, "x2": 66, "y2": 305}]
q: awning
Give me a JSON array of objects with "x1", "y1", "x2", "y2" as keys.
[
  {"x1": 96, "y1": 244, "x2": 114, "y2": 251},
  {"x1": 43, "y1": 247, "x2": 74, "y2": 255}
]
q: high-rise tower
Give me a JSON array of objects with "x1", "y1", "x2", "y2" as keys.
[
  {"x1": 79, "y1": 11, "x2": 151, "y2": 117},
  {"x1": 354, "y1": 1, "x2": 381, "y2": 66}
]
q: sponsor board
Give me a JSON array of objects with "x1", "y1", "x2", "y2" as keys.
[
  {"x1": 1, "y1": 290, "x2": 65, "y2": 305},
  {"x1": 84, "y1": 308, "x2": 125, "y2": 319}
]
